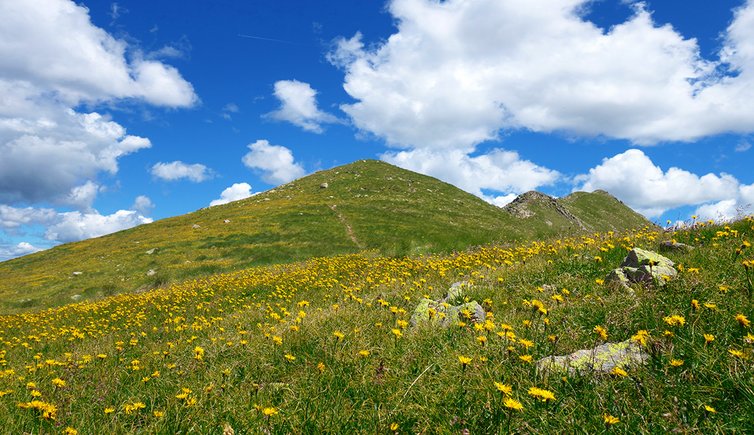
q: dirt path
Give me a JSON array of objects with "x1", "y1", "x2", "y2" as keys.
[{"x1": 329, "y1": 204, "x2": 363, "y2": 249}]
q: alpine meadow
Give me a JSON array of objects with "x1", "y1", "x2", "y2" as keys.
[{"x1": 2, "y1": 0, "x2": 754, "y2": 434}]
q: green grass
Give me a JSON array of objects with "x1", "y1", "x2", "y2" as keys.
[
  {"x1": 0, "y1": 160, "x2": 650, "y2": 312},
  {"x1": 0, "y1": 217, "x2": 752, "y2": 433}
]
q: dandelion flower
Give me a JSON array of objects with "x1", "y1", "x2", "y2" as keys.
[
  {"x1": 494, "y1": 382, "x2": 512, "y2": 395},
  {"x1": 528, "y1": 386, "x2": 556, "y2": 402},
  {"x1": 458, "y1": 355, "x2": 472, "y2": 368},
  {"x1": 735, "y1": 314, "x2": 751, "y2": 328},
  {"x1": 503, "y1": 397, "x2": 524, "y2": 411},
  {"x1": 603, "y1": 414, "x2": 620, "y2": 425},
  {"x1": 262, "y1": 407, "x2": 279, "y2": 417},
  {"x1": 594, "y1": 325, "x2": 608, "y2": 341}
]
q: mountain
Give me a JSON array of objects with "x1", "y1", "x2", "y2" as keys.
[{"x1": 0, "y1": 160, "x2": 651, "y2": 311}]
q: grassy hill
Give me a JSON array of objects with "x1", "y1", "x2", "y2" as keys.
[
  {"x1": 0, "y1": 216, "x2": 751, "y2": 433},
  {"x1": 0, "y1": 160, "x2": 650, "y2": 311}
]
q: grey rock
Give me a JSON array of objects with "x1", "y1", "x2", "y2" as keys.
[
  {"x1": 147, "y1": 269, "x2": 157, "y2": 276},
  {"x1": 72, "y1": 271, "x2": 83, "y2": 276},
  {"x1": 537, "y1": 340, "x2": 648, "y2": 375},
  {"x1": 192, "y1": 224, "x2": 201, "y2": 229},
  {"x1": 320, "y1": 182, "x2": 329, "y2": 189},
  {"x1": 659, "y1": 240, "x2": 693, "y2": 252},
  {"x1": 606, "y1": 248, "x2": 677, "y2": 288},
  {"x1": 145, "y1": 248, "x2": 156, "y2": 255}
]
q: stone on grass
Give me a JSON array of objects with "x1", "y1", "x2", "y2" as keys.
[
  {"x1": 606, "y1": 248, "x2": 677, "y2": 289},
  {"x1": 536, "y1": 340, "x2": 648, "y2": 375},
  {"x1": 659, "y1": 241, "x2": 693, "y2": 252},
  {"x1": 409, "y1": 299, "x2": 485, "y2": 327}
]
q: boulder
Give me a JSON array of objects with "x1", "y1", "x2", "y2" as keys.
[
  {"x1": 410, "y1": 298, "x2": 485, "y2": 328},
  {"x1": 320, "y1": 183, "x2": 329, "y2": 189},
  {"x1": 606, "y1": 248, "x2": 677, "y2": 288},
  {"x1": 536, "y1": 340, "x2": 648, "y2": 375}
]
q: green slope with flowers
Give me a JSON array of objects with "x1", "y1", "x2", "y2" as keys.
[
  {"x1": 0, "y1": 160, "x2": 650, "y2": 312},
  {"x1": 0, "y1": 215, "x2": 752, "y2": 433}
]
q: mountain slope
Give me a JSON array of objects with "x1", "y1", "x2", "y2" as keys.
[{"x1": 0, "y1": 160, "x2": 651, "y2": 311}]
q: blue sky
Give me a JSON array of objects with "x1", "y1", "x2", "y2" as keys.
[{"x1": 1, "y1": 0, "x2": 754, "y2": 260}]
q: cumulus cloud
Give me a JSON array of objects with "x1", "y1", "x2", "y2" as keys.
[
  {"x1": 382, "y1": 148, "x2": 560, "y2": 205},
  {"x1": 151, "y1": 161, "x2": 212, "y2": 182},
  {"x1": 575, "y1": 149, "x2": 743, "y2": 218},
  {"x1": 0, "y1": 241, "x2": 44, "y2": 261},
  {"x1": 0, "y1": 203, "x2": 151, "y2": 247},
  {"x1": 209, "y1": 183, "x2": 254, "y2": 207},
  {"x1": 331, "y1": 0, "x2": 754, "y2": 149},
  {"x1": 45, "y1": 210, "x2": 152, "y2": 243},
  {"x1": 132, "y1": 195, "x2": 155, "y2": 215},
  {"x1": 242, "y1": 139, "x2": 306, "y2": 185},
  {"x1": 0, "y1": 0, "x2": 196, "y2": 207},
  {"x1": 694, "y1": 183, "x2": 754, "y2": 221},
  {"x1": 0, "y1": 205, "x2": 57, "y2": 230},
  {"x1": 266, "y1": 80, "x2": 339, "y2": 133}
]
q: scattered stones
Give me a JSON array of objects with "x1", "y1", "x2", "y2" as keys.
[
  {"x1": 224, "y1": 219, "x2": 231, "y2": 223},
  {"x1": 145, "y1": 248, "x2": 156, "y2": 255},
  {"x1": 72, "y1": 271, "x2": 83, "y2": 276},
  {"x1": 410, "y1": 281, "x2": 485, "y2": 328},
  {"x1": 147, "y1": 269, "x2": 157, "y2": 277},
  {"x1": 606, "y1": 248, "x2": 677, "y2": 289},
  {"x1": 536, "y1": 340, "x2": 648, "y2": 375},
  {"x1": 70, "y1": 294, "x2": 82, "y2": 301},
  {"x1": 192, "y1": 224, "x2": 201, "y2": 229},
  {"x1": 659, "y1": 240, "x2": 693, "y2": 252},
  {"x1": 320, "y1": 182, "x2": 329, "y2": 189}
]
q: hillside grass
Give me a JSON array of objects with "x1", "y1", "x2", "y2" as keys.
[
  {"x1": 0, "y1": 217, "x2": 752, "y2": 433},
  {"x1": 0, "y1": 160, "x2": 650, "y2": 313}
]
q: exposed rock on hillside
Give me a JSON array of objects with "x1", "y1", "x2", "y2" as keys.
[
  {"x1": 504, "y1": 191, "x2": 587, "y2": 230},
  {"x1": 606, "y1": 248, "x2": 677, "y2": 289},
  {"x1": 537, "y1": 340, "x2": 648, "y2": 375}
]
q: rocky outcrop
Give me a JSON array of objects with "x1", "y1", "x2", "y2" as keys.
[
  {"x1": 606, "y1": 248, "x2": 677, "y2": 289},
  {"x1": 537, "y1": 340, "x2": 648, "y2": 375},
  {"x1": 410, "y1": 281, "x2": 485, "y2": 328}
]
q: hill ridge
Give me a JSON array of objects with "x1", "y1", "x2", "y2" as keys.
[{"x1": 0, "y1": 159, "x2": 650, "y2": 312}]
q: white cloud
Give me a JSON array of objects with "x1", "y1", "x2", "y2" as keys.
[
  {"x1": 736, "y1": 141, "x2": 752, "y2": 152},
  {"x1": 1, "y1": 201, "x2": 152, "y2": 246},
  {"x1": 331, "y1": 0, "x2": 754, "y2": 149},
  {"x1": 0, "y1": 0, "x2": 196, "y2": 206},
  {"x1": 221, "y1": 103, "x2": 239, "y2": 120},
  {"x1": 64, "y1": 181, "x2": 101, "y2": 210},
  {"x1": 575, "y1": 149, "x2": 742, "y2": 218},
  {"x1": 0, "y1": 241, "x2": 44, "y2": 261},
  {"x1": 266, "y1": 80, "x2": 339, "y2": 133},
  {"x1": 132, "y1": 195, "x2": 155, "y2": 215},
  {"x1": 45, "y1": 210, "x2": 152, "y2": 243},
  {"x1": 242, "y1": 139, "x2": 306, "y2": 185},
  {"x1": 0, "y1": 0, "x2": 197, "y2": 106},
  {"x1": 382, "y1": 148, "x2": 560, "y2": 205},
  {"x1": 0, "y1": 205, "x2": 57, "y2": 230},
  {"x1": 694, "y1": 183, "x2": 754, "y2": 221},
  {"x1": 210, "y1": 183, "x2": 254, "y2": 207},
  {"x1": 151, "y1": 161, "x2": 212, "y2": 182}
]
